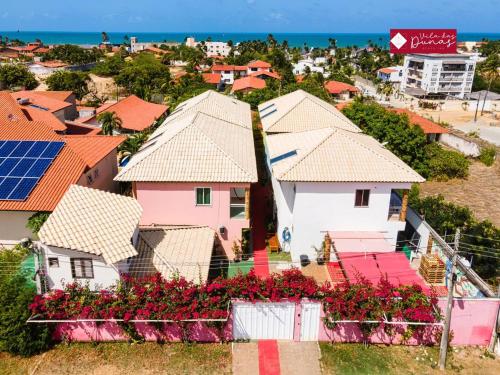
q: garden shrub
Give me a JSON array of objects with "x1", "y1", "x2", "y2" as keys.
[
  {"x1": 479, "y1": 146, "x2": 496, "y2": 166},
  {"x1": 424, "y1": 144, "x2": 470, "y2": 181}
]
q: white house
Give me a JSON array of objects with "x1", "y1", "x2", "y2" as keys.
[
  {"x1": 377, "y1": 66, "x2": 403, "y2": 83},
  {"x1": 400, "y1": 54, "x2": 476, "y2": 99},
  {"x1": 258, "y1": 91, "x2": 424, "y2": 262},
  {"x1": 293, "y1": 59, "x2": 325, "y2": 76},
  {"x1": 37, "y1": 185, "x2": 142, "y2": 291},
  {"x1": 211, "y1": 64, "x2": 248, "y2": 84}
]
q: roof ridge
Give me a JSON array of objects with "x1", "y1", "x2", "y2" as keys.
[
  {"x1": 276, "y1": 128, "x2": 335, "y2": 179},
  {"x1": 266, "y1": 95, "x2": 308, "y2": 132},
  {"x1": 301, "y1": 93, "x2": 360, "y2": 131},
  {"x1": 194, "y1": 114, "x2": 255, "y2": 181}
]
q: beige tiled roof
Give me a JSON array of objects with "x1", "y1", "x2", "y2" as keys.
[
  {"x1": 157, "y1": 90, "x2": 252, "y2": 131},
  {"x1": 115, "y1": 92, "x2": 257, "y2": 183},
  {"x1": 130, "y1": 226, "x2": 215, "y2": 283},
  {"x1": 266, "y1": 128, "x2": 425, "y2": 183},
  {"x1": 258, "y1": 90, "x2": 361, "y2": 134},
  {"x1": 38, "y1": 185, "x2": 142, "y2": 264}
]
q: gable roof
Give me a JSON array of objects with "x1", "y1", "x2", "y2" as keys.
[
  {"x1": 266, "y1": 127, "x2": 424, "y2": 183},
  {"x1": 202, "y1": 73, "x2": 221, "y2": 84},
  {"x1": 33, "y1": 91, "x2": 73, "y2": 102},
  {"x1": 258, "y1": 90, "x2": 361, "y2": 134},
  {"x1": 156, "y1": 90, "x2": 252, "y2": 130},
  {"x1": 324, "y1": 81, "x2": 359, "y2": 94},
  {"x1": 248, "y1": 70, "x2": 281, "y2": 80},
  {"x1": 378, "y1": 68, "x2": 397, "y2": 74},
  {"x1": 21, "y1": 106, "x2": 67, "y2": 132},
  {"x1": 115, "y1": 110, "x2": 257, "y2": 183},
  {"x1": 0, "y1": 91, "x2": 28, "y2": 123},
  {"x1": 63, "y1": 135, "x2": 126, "y2": 168},
  {"x1": 11, "y1": 91, "x2": 72, "y2": 113},
  {"x1": 131, "y1": 226, "x2": 215, "y2": 283},
  {"x1": 86, "y1": 95, "x2": 168, "y2": 132},
  {"x1": 38, "y1": 185, "x2": 142, "y2": 264},
  {"x1": 212, "y1": 65, "x2": 247, "y2": 72},
  {"x1": 247, "y1": 60, "x2": 271, "y2": 69},
  {"x1": 231, "y1": 76, "x2": 266, "y2": 93},
  {"x1": 391, "y1": 109, "x2": 450, "y2": 135}
]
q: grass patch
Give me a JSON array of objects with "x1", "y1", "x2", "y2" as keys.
[
  {"x1": 0, "y1": 342, "x2": 231, "y2": 375},
  {"x1": 319, "y1": 343, "x2": 500, "y2": 374},
  {"x1": 267, "y1": 246, "x2": 292, "y2": 263},
  {"x1": 227, "y1": 260, "x2": 254, "y2": 277}
]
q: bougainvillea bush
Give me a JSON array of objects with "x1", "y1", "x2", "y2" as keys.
[{"x1": 29, "y1": 269, "x2": 441, "y2": 341}]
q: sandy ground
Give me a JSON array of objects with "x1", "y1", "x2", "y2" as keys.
[{"x1": 420, "y1": 160, "x2": 500, "y2": 227}]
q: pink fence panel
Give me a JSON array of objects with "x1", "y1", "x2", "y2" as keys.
[
  {"x1": 437, "y1": 298, "x2": 499, "y2": 346},
  {"x1": 53, "y1": 316, "x2": 233, "y2": 343}
]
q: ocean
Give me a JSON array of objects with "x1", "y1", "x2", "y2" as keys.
[{"x1": 0, "y1": 31, "x2": 498, "y2": 48}]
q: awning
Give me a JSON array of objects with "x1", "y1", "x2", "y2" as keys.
[
  {"x1": 329, "y1": 231, "x2": 394, "y2": 253},
  {"x1": 338, "y1": 251, "x2": 430, "y2": 292}
]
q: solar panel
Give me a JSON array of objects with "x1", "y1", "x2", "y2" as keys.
[{"x1": 0, "y1": 140, "x2": 65, "y2": 201}]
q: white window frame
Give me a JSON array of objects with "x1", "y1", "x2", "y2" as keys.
[
  {"x1": 195, "y1": 187, "x2": 212, "y2": 206},
  {"x1": 230, "y1": 187, "x2": 246, "y2": 220}
]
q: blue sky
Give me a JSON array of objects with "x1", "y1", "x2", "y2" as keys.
[{"x1": 1, "y1": 0, "x2": 498, "y2": 32}]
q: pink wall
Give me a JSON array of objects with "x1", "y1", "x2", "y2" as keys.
[
  {"x1": 78, "y1": 150, "x2": 120, "y2": 192},
  {"x1": 136, "y1": 182, "x2": 251, "y2": 255},
  {"x1": 53, "y1": 318, "x2": 233, "y2": 343}
]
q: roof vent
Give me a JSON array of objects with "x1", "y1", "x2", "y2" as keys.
[{"x1": 17, "y1": 98, "x2": 30, "y2": 105}]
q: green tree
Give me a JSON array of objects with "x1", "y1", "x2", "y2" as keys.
[
  {"x1": 46, "y1": 70, "x2": 90, "y2": 99},
  {"x1": 0, "y1": 64, "x2": 38, "y2": 90},
  {"x1": 43, "y1": 44, "x2": 103, "y2": 65},
  {"x1": 114, "y1": 53, "x2": 171, "y2": 100},
  {"x1": 119, "y1": 131, "x2": 150, "y2": 163},
  {"x1": 92, "y1": 54, "x2": 126, "y2": 77},
  {"x1": 26, "y1": 212, "x2": 50, "y2": 236},
  {"x1": 97, "y1": 111, "x2": 122, "y2": 135}
]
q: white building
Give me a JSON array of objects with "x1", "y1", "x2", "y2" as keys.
[
  {"x1": 400, "y1": 54, "x2": 476, "y2": 99},
  {"x1": 185, "y1": 37, "x2": 231, "y2": 57},
  {"x1": 377, "y1": 66, "x2": 403, "y2": 83},
  {"x1": 258, "y1": 90, "x2": 424, "y2": 262},
  {"x1": 37, "y1": 185, "x2": 142, "y2": 291},
  {"x1": 130, "y1": 36, "x2": 177, "y2": 53},
  {"x1": 293, "y1": 59, "x2": 325, "y2": 76}
]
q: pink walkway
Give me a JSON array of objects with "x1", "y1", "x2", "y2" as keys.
[
  {"x1": 252, "y1": 183, "x2": 270, "y2": 277},
  {"x1": 258, "y1": 340, "x2": 281, "y2": 375}
]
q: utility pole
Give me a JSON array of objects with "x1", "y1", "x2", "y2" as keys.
[
  {"x1": 474, "y1": 92, "x2": 482, "y2": 122},
  {"x1": 439, "y1": 228, "x2": 460, "y2": 370}
]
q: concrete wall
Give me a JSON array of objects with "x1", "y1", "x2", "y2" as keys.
[
  {"x1": 273, "y1": 179, "x2": 409, "y2": 262},
  {"x1": 77, "y1": 150, "x2": 120, "y2": 192},
  {"x1": 135, "y1": 181, "x2": 250, "y2": 253},
  {"x1": 40, "y1": 244, "x2": 124, "y2": 290},
  {"x1": 0, "y1": 210, "x2": 36, "y2": 245},
  {"x1": 439, "y1": 133, "x2": 481, "y2": 157}
]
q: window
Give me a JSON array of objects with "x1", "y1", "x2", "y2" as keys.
[
  {"x1": 355, "y1": 189, "x2": 370, "y2": 207},
  {"x1": 70, "y1": 258, "x2": 94, "y2": 279},
  {"x1": 196, "y1": 187, "x2": 211, "y2": 206},
  {"x1": 230, "y1": 188, "x2": 246, "y2": 219},
  {"x1": 48, "y1": 257, "x2": 59, "y2": 268}
]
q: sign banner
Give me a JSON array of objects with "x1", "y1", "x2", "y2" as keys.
[{"x1": 390, "y1": 29, "x2": 457, "y2": 54}]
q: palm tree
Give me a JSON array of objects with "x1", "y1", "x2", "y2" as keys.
[
  {"x1": 479, "y1": 54, "x2": 500, "y2": 115},
  {"x1": 119, "y1": 131, "x2": 149, "y2": 163},
  {"x1": 97, "y1": 111, "x2": 122, "y2": 135}
]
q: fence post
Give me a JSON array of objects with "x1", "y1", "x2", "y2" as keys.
[{"x1": 439, "y1": 229, "x2": 460, "y2": 370}]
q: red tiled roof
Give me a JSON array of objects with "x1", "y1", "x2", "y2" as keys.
[
  {"x1": 64, "y1": 121, "x2": 102, "y2": 135},
  {"x1": 295, "y1": 75, "x2": 305, "y2": 83},
  {"x1": 335, "y1": 102, "x2": 350, "y2": 111},
  {"x1": 0, "y1": 92, "x2": 28, "y2": 123},
  {"x1": 212, "y1": 65, "x2": 247, "y2": 72},
  {"x1": 249, "y1": 70, "x2": 281, "y2": 80},
  {"x1": 231, "y1": 76, "x2": 266, "y2": 93},
  {"x1": 90, "y1": 95, "x2": 168, "y2": 132},
  {"x1": 36, "y1": 60, "x2": 68, "y2": 68},
  {"x1": 247, "y1": 60, "x2": 271, "y2": 69},
  {"x1": 63, "y1": 135, "x2": 125, "y2": 168},
  {"x1": 11, "y1": 91, "x2": 72, "y2": 113},
  {"x1": 21, "y1": 106, "x2": 67, "y2": 132},
  {"x1": 34, "y1": 91, "x2": 73, "y2": 102},
  {"x1": 391, "y1": 109, "x2": 450, "y2": 134},
  {"x1": 143, "y1": 46, "x2": 170, "y2": 54},
  {"x1": 0, "y1": 121, "x2": 86, "y2": 211},
  {"x1": 324, "y1": 81, "x2": 359, "y2": 94},
  {"x1": 202, "y1": 73, "x2": 221, "y2": 84},
  {"x1": 378, "y1": 67, "x2": 397, "y2": 74}
]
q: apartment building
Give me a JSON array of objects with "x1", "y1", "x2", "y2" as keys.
[{"x1": 400, "y1": 54, "x2": 476, "y2": 99}]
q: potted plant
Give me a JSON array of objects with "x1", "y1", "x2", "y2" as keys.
[{"x1": 232, "y1": 241, "x2": 242, "y2": 263}]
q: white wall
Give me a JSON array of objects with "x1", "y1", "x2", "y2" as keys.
[
  {"x1": 0, "y1": 210, "x2": 36, "y2": 246},
  {"x1": 439, "y1": 133, "x2": 481, "y2": 157},
  {"x1": 40, "y1": 244, "x2": 127, "y2": 290},
  {"x1": 273, "y1": 180, "x2": 409, "y2": 262}
]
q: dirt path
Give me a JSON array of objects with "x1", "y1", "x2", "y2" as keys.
[{"x1": 420, "y1": 160, "x2": 500, "y2": 227}]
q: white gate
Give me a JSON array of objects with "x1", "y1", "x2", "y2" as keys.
[
  {"x1": 233, "y1": 302, "x2": 295, "y2": 340},
  {"x1": 300, "y1": 302, "x2": 321, "y2": 341}
]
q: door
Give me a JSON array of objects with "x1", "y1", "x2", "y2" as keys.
[
  {"x1": 300, "y1": 302, "x2": 321, "y2": 341},
  {"x1": 233, "y1": 302, "x2": 295, "y2": 340}
]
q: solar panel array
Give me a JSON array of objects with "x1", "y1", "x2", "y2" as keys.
[{"x1": 0, "y1": 140, "x2": 64, "y2": 201}]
